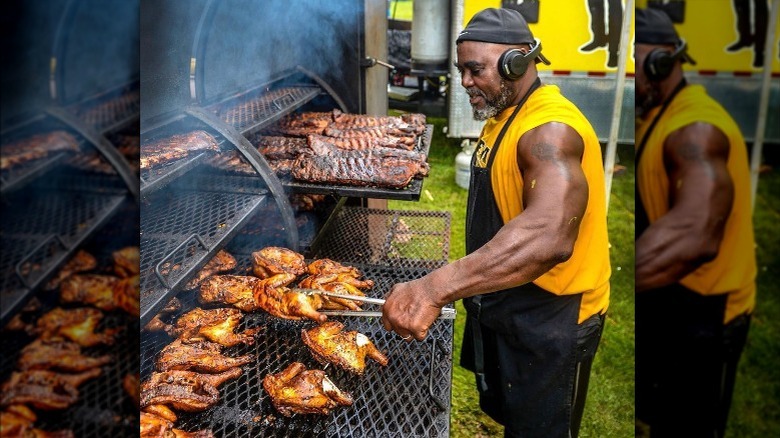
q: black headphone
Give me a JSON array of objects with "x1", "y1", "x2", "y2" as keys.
[
  {"x1": 643, "y1": 39, "x2": 688, "y2": 81},
  {"x1": 498, "y1": 39, "x2": 543, "y2": 81}
]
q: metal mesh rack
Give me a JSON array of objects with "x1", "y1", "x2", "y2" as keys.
[
  {"x1": 140, "y1": 255, "x2": 454, "y2": 438},
  {"x1": 139, "y1": 189, "x2": 269, "y2": 326},
  {"x1": 212, "y1": 86, "x2": 322, "y2": 135},
  {"x1": 0, "y1": 228, "x2": 140, "y2": 438},
  {"x1": 282, "y1": 124, "x2": 434, "y2": 201},
  {"x1": 68, "y1": 85, "x2": 140, "y2": 135},
  {"x1": 311, "y1": 207, "x2": 451, "y2": 271},
  {"x1": 0, "y1": 188, "x2": 127, "y2": 324}
]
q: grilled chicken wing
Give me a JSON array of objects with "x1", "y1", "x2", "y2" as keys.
[
  {"x1": 156, "y1": 339, "x2": 254, "y2": 373},
  {"x1": 198, "y1": 275, "x2": 261, "y2": 312},
  {"x1": 251, "y1": 247, "x2": 306, "y2": 278},
  {"x1": 17, "y1": 339, "x2": 112, "y2": 372},
  {"x1": 262, "y1": 362, "x2": 352, "y2": 417},
  {"x1": 140, "y1": 369, "x2": 241, "y2": 412},
  {"x1": 124, "y1": 373, "x2": 140, "y2": 407},
  {"x1": 252, "y1": 273, "x2": 326, "y2": 322},
  {"x1": 185, "y1": 250, "x2": 237, "y2": 290},
  {"x1": 302, "y1": 321, "x2": 388, "y2": 375},
  {"x1": 142, "y1": 404, "x2": 177, "y2": 422},
  {"x1": 0, "y1": 405, "x2": 73, "y2": 438},
  {"x1": 167, "y1": 307, "x2": 260, "y2": 347},
  {"x1": 0, "y1": 369, "x2": 101, "y2": 410},
  {"x1": 113, "y1": 246, "x2": 140, "y2": 278},
  {"x1": 34, "y1": 307, "x2": 120, "y2": 347},
  {"x1": 43, "y1": 250, "x2": 97, "y2": 291},
  {"x1": 140, "y1": 411, "x2": 214, "y2": 438}
]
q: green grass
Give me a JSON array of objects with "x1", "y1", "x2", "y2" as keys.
[
  {"x1": 388, "y1": 114, "x2": 636, "y2": 437},
  {"x1": 726, "y1": 168, "x2": 780, "y2": 437}
]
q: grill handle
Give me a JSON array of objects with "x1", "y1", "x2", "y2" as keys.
[
  {"x1": 15, "y1": 234, "x2": 69, "y2": 288},
  {"x1": 154, "y1": 233, "x2": 210, "y2": 289},
  {"x1": 428, "y1": 338, "x2": 448, "y2": 412}
]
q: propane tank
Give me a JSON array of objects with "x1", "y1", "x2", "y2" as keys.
[
  {"x1": 411, "y1": 0, "x2": 450, "y2": 70},
  {"x1": 455, "y1": 139, "x2": 475, "y2": 190}
]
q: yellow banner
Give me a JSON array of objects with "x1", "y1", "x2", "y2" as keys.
[{"x1": 463, "y1": 0, "x2": 635, "y2": 73}]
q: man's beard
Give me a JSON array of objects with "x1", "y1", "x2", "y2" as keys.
[
  {"x1": 468, "y1": 80, "x2": 513, "y2": 121},
  {"x1": 637, "y1": 81, "x2": 662, "y2": 119}
]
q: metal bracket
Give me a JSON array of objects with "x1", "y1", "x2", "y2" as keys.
[
  {"x1": 15, "y1": 234, "x2": 69, "y2": 289},
  {"x1": 154, "y1": 233, "x2": 210, "y2": 289}
]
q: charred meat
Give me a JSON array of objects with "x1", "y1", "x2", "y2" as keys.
[
  {"x1": 302, "y1": 321, "x2": 388, "y2": 375},
  {"x1": 262, "y1": 362, "x2": 352, "y2": 417},
  {"x1": 17, "y1": 339, "x2": 112, "y2": 372},
  {"x1": 198, "y1": 275, "x2": 261, "y2": 312},
  {"x1": 0, "y1": 404, "x2": 74, "y2": 438},
  {"x1": 156, "y1": 339, "x2": 253, "y2": 373},
  {"x1": 43, "y1": 250, "x2": 97, "y2": 291},
  {"x1": 140, "y1": 369, "x2": 241, "y2": 412},
  {"x1": 124, "y1": 373, "x2": 140, "y2": 407},
  {"x1": 291, "y1": 155, "x2": 421, "y2": 189},
  {"x1": 184, "y1": 250, "x2": 237, "y2": 290},
  {"x1": 251, "y1": 247, "x2": 306, "y2": 278},
  {"x1": 167, "y1": 307, "x2": 260, "y2": 347},
  {"x1": 0, "y1": 369, "x2": 101, "y2": 410},
  {"x1": 34, "y1": 307, "x2": 120, "y2": 347},
  {"x1": 253, "y1": 273, "x2": 327, "y2": 322},
  {"x1": 140, "y1": 130, "x2": 220, "y2": 170},
  {"x1": 0, "y1": 131, "x2": 80, "y2": 170},
  {"x1": 113, "y1": 246, "x2": 140, "y2": 278}
]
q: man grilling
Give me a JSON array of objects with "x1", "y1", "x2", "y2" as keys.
[
  {"x1": 381, "y1": 8, "x2": 610, "y2": 438},
  {"x1": 634, "y1": 8, "x2": 756, "y2": 436}
]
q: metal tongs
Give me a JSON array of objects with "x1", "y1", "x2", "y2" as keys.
[{"x1": 293, "y1": 288, "x2": 457, "y2": 320}]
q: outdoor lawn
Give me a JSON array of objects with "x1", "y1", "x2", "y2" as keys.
[{"x1": 388, "y1": 114, "x2": 778, "y2": 436}]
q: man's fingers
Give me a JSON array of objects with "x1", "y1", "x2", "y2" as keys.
[{"x1": 380, "y1": 314, "x2": 392, "y2": 331}]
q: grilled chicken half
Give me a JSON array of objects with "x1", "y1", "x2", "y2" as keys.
[
  {"x1": 302, "y1": 321, "x2": 388, "y2": 375},
  {"x1": 263, "y1": 362, "x2": 352, "y2": 417},
  {"x1": 167, "y1": 307, "x2": 260, "y2": 347},
  {"x1": 34, "y1": 307, "x2": 120, "y2": 347},
  {"x1": 17, "y1": 339, "x2": 112, "y2": 372},
  {"x1": 140, "y1": 369, "x2": 241, "y2": 412},
  {"x1": 140, "y1": 411, "x2": 214, "y2": 438},
  {"x1": 300, "y1": 259, "x2": 374, "y2": 310},
  {"x1": 198, "y1": 275, "x2": 261, "y2": 312},
  {"x1": 253, "y1": 273, "x2": 327, "y2": 322},
  {"x1": 0, "y1": 405, "x2": 74, "y2": 438},
  {"x1": 251, "y1": 247, "x2": 306, "y2": 279},
  {"x1": 0, "y1": 369, "x2": 101, "y2": 410},
  {"x1": 156, "y1": 339, "x2": 254, "y2": 373}
]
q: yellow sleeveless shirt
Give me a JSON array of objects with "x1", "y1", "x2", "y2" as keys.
[
  {"x1": 636, "y1": 84, "x2": 756, "y2": 323},
  {"x1": 477, "y1": 84, "x2": 611, "y2": 323}
]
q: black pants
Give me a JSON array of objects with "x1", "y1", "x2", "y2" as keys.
[
  {"x1": 636, "y1": 284, "x2": 751, "y2": 437},
  {"x1": 461, "y1": 287, "x2": 605, "y2": 438}
]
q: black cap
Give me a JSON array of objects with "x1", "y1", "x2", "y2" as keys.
[
  {"x1": 457, "y1": 8, "x2": 550, "y2": 64},
  {"x1": 636, "y1": 7, "x2": 696, "y2": 64}
]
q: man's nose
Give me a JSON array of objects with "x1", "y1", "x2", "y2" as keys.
[{"x1": 460, "y1": 71, "x2": 474, "y2": 89}]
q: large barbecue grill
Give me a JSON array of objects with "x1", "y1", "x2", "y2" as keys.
[
  {"x1": 140, "y1": 0, "x2": 454, "y2": 436},
  {"x1": 1, "y1": 1, "x2": 140, "y2": 436}
]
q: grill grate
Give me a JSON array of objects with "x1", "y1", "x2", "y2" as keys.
[
  {"x1": 139, "y1": 189, "x2": 268, "y2": 325},
  {"x1": 311, "y1": 207, "x2": 451, "y2": 271},
  {"x1": 0, "y1": 229, "x2": 140, "y2": 438},
  {"x1": 70, "y1": 88, "x2": 140, "y2": 135},
  {"x1": 214, "y1": 86, "x2": 322, "y2": 134},
  {"x1": 140, "y1": 257, "x2": 453, "y2": 438},
  {"x1": 1, "y1": 188, "x2": 127, "y2": 323}
]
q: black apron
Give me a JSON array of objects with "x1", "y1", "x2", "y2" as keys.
[{"x1": 460, "y1": 79, "x2": 584, "y2": 437}]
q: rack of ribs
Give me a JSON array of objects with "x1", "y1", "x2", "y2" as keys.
[
  {"x1": 140, "y1": 130, "x2": 220, "y2": 170},
  {"x1": 291, "y1": 154, "x2": 421, "y2": 189},
  {"x1": 1, "y1": 131, "x2": 81, "y2": 170}
]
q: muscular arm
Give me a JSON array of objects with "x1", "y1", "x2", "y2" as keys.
[
  {"x1": 381, "y1": 122, "x2": 589, "y2": 340},
  {"x1": 635, "y1": 122, "x2": 733, "y2": 292}
]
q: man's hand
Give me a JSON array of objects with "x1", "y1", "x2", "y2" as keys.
[{"x1": 381, "y1": 279, "x2": 443, "y2": 342}]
